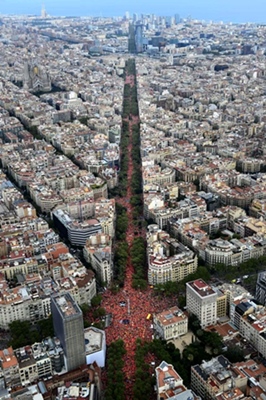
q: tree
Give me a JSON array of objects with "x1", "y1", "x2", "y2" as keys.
[
  {"x1": 178, "y1": 295, "x2": 186, "y2": 309},
  {"x1": 224, "y1": 346, "x2": 245, "y2": 363},
  {"x1": 91, "y1": 294, "x2": 102, "y2": 308}
]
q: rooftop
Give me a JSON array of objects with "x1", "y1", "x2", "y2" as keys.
[
  {"x1": 53, "y1": 293, "x2": 81, "y2": 317},
  {"x1": 154, "y1": 306, "x2": 187, "y2": 327},
  {"x1": 187, "y1": 279, "x2": 216, "y2": 298}
]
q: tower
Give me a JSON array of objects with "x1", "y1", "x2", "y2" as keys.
[
  {"x1": 135, "y1": 24, "x2": 143, "y2": 53},
  {"x1": 41, "y1": 4, "x2": 47, "y2": 19},
  {"x1": 23, "y1": 61, "x2": 52, "y2": 93},
  {"x1": 51, "y1": 293, "x2": 86, "y2": 372}
]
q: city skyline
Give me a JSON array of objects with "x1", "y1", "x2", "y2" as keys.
[{"x1": 0, "y1": 0, "x2": 265, "y2": 24}]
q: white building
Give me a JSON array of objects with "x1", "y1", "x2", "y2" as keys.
[
  {"x1": 84, "y1": 327, "x2": 106, "y2": 368},
  {"x1": 186, "y1": 279, "x2": 217, "y2": 328}
]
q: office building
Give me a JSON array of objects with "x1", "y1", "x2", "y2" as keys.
[
  {"x1": 175, "y1": 14, "x2": 180, "y2": 24},
  {"x1": 186, "y1": 279, "x2": 217, "y2": 328},
  {"x1": 135, "y1": 24, "x2": 144, "y2": 53},
  {"x1": 51, "y1": 293, "x2": 86, "y2": 372},
  {"x1": 53, "y1": 209, "x2": 102, "y2": 246}
]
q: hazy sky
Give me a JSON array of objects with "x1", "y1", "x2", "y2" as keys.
[{"x1": 0, "y1": 0, "x2": 265, "y2": 23}]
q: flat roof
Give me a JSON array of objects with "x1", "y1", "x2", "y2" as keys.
[
  {"x1": 154, "y1": 306, "x2": 187, "y2": 326},
  {"x1": 53, "y1": 293, "x2": 81, "y2": 317},
  {"x1": 187, "y1": 279, "x2": 216, "y2": 298},
  {"x1": 84, "y1": 327, "x2": 103, "y2": 354}
]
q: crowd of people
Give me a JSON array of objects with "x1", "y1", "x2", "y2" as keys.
[{"x1": 102, "y1": 78, "x2": 175, "y2": 398}]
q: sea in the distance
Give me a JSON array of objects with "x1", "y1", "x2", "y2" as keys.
[{"x1": 0, "y1": 0, "x2": 266, "y2": 24}]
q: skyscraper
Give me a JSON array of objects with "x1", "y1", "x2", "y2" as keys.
[
  {"x1": 135, "y1": 24, "x2": 143, "y2": 53},
  {"x1": 51, "y1": 293, "x2": 86, "y2": 372},
  {"x1": 41, "y1": 4, "x2": 47, "y2": 19}
]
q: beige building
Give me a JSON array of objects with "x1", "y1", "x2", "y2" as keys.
[
  {"x1": 153, "y1": 306, "x2": 188, "y2": 341},
  {"x1": 83, "y1": 234, "x2": 113, "y2": 285},
  {"x1": 215, "y1": 289, "x2": 227, "y2": 319},
  {"x1": 147, "y1": 226, "x2": 198, "y2": 285},
  {"x1": 148, "y1": 251, "x2": 198, "y2": 285},
  {"x1": 143, "y1": 166, "x2": 176, "y2": 186},
  {"x1": 0, "y1": 347, "x2": 20, "y2": 388},
  {"x1": 0, "y1": 289, "x2": 51, "y2": 330}
]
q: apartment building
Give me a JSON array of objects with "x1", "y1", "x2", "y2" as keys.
[
  {"x1": 236, "y1": 305, "x2": 266, "y2": 359},
  {"x1": 147, "y1": 226, "x2": 198, "y2": 285},
  {"x1": 143, "y1": 165, "x2": 176, "y2": 186},
  {"x1": 169, "y1": 218, "x2": 209, "y2": 252},
  {"x1": 153, "y1": 306, "x2": 188, "y2": 341},
  {"x1": 203, "y1": 237, "x2": 264, "y2": 267},
  {"x1": 0, "y1": 338, "x2": 65, "y2": 389},
  {"x1": 148, "y1": 251, "x2": 198, "y2": 285},
  {"x1": 156, "y1": 360, "x2": 200, "y2": 400},
  {"x1": 83, "y1": 233, "x2": 113, "y2": 285},
  {"x1": 217, "y1": 283, "x2": 253, "y2": 321},
  {"x1": 192, "y1": 355, "x2": 266, "y2": 400},
  {"x1": 186, "y1": 279, "x2": 217, "y2": 328},
  {"x1": 0, "y1": 286, "x2": 51, "y2": 330},
  {"x1": 249, "y1": 198, "x2": 266, "y2": 219},
  {"x1": 0, "y1": 265, "x2": 96, "y2": 329},
  {"x1": 191, "y1": 356, "x2": 247, "y2": 400},
  {"x1": 0, "y1": 347, "x2": 20, "y2": 388}
]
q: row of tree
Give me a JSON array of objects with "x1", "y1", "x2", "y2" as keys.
[
  {"x1": 105, "y1": 339, "x2": 126, "y2": 400},
  {"x1": 113, "y1": 240, "x2": 129, "y2": 287},
  {"x1": 211, "y1": 255, "x2": 266, "y2": 282},
  {"x1": 131, "y1": 237, "x2": 147, "y2": 290},
  {"x1": 118, "y1": 120, "x2": 130, "y2": 196},
  {"x1": 133, "y1": 339, "x2": 154, "y2": 399},
  {"x1": 130, "y1": 121, "x2": 143, "y2": 231},
  {"x1": 122, "y1": 60, "x2": 139, "y2": 118},
  {"x1": 154, "y1": 265, "x2": 211, "y2": 300},
  {"x1": 116, "y1": 203, "x2": 128, "y2": 241}
]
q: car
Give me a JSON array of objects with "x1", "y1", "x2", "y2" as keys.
[{"x1": 243, "y1": 275, "x2": 249, "y2": 279}]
